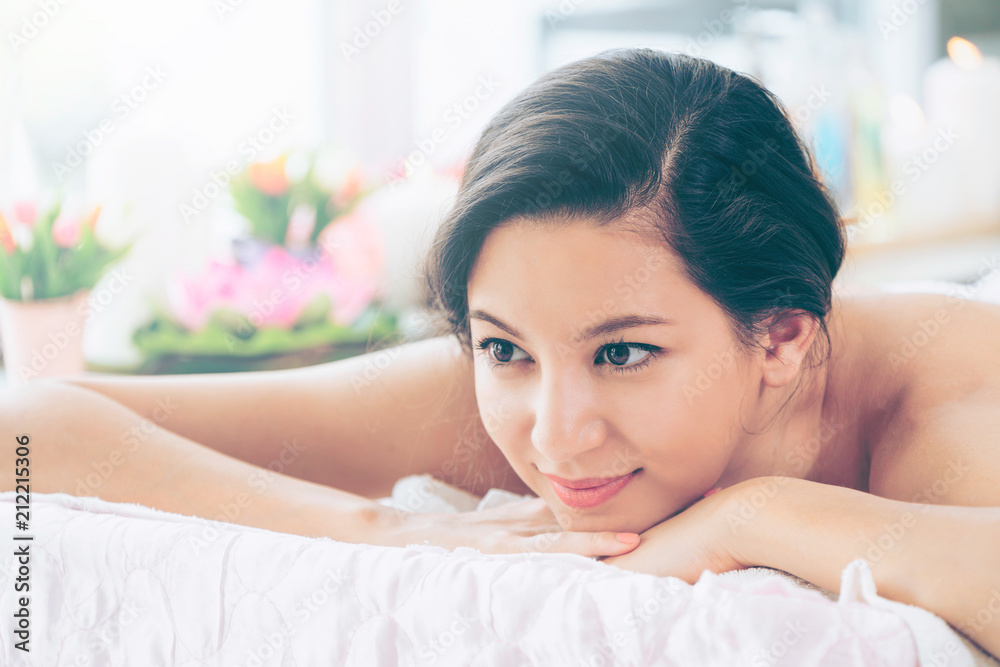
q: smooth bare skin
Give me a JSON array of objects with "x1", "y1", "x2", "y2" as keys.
[
  {"x1": 54, "y1": 336, "x2": 529, "y2": 500},
  {"x1": 2, "y1": 336, "x2": 639, "y2": 558}
]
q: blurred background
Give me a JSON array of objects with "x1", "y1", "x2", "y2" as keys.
[{"x1": 0, "y1": 0, "x2": 999, "y2": 385}]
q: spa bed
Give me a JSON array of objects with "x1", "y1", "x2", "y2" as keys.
[
  {"x1": 3, "y1": 273, "x2": 1000, "y2": 666},
  {"x1": 1, "y1": 475, "x2": 998, "y2": 666}
]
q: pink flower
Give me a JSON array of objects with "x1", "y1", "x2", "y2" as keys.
[
  {"x1": 317, "y1": 209, "x2": 383, "y2": 325},
  {"x1": 14, "y1": 202, "x2": 37, "y2": 226},
  {"x1": 169, "y1": 215, "x2": 385, "y2": 334},
  {"x1": 0, "y1": 211, "x2": 16, "y2": 253},
  {"x1": 168, "y1": 259, "x2": 249, "y2": 331},
  {"x1": 284, "y1": 204, "x2": 316, "y2": 249},
  {"x1": 251, "y1": 246, "x2": 326, "y2": 327},
  {"x1": 52, "y1": 215, "x2": 82, "y2": 248}
]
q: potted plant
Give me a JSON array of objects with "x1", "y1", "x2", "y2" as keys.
[
  {"x1": 0, "y1": 201, "x2": 131, "y2": 386},
  {"x1": 132, "y1": 150, "x2": 398, "y2": 373}
]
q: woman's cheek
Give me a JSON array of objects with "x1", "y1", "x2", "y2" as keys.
[{"x1": 475, "y1": 376, "x2": 525, "y2": 457}]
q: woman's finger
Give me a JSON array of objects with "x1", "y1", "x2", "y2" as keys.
[{"x1": 515, "y1": 531, "x2": 642, "y2": 557}]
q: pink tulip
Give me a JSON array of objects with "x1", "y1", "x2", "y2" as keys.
[
  {"x1": 250, "y1": 246, "x2": 317, "y2": 327},
  {"x1": 14, "y1": 202, "x2": 37, "y2": 226},
  {"x1": 0, "y1": 211, "x2": 15, "y2": 253},
  {"x1": 167, "y1": 259, "x2": 249, "y2": 331},
  {"x1": 317, "y1": 209, "x2": 383, "y2": 325},
  {"x1": 284, "y1": 204, "x2": 316, "y2": 249},
  {"x1": 52, "y1": 215, "x2": 82, "y2": 248}
]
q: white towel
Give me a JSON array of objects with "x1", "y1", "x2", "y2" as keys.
[{"x1": 383, "y1": 474, "x2": 999, "y2": 666}]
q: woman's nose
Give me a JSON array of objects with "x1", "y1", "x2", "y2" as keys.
[{"x1": 529, "y1": 371, "x2": 606, "y2": 463}]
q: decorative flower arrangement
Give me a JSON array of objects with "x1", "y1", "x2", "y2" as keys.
[
  {"x1": 0, "y1": 201, "x2": 130, "y2": 301},
  {"x1": 133, "y1": 151, "x2": 397, "y2": 369},
  {"x1": 230, "y1": 153, "x2": 365, "y2": 247}
]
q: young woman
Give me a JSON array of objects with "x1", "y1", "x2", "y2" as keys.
[{"x1": 5, "y1": 48, "x2": 998, "y2": 657}]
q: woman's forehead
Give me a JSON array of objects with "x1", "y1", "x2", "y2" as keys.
[
  {"x1": 472, "y1": 217, "x2": 671, "y2": 277},
  {"x1": 466, "y1": 218, "x2": 711, "y2": 327}
]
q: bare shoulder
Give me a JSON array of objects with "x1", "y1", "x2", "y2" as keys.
[{"x1": 836, "y1": 290, "x2": 1000, "y2": 506}]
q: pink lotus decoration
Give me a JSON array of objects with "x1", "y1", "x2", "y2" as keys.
[{"x1": 168, "y1": 210, "x2": 383, "y2": 332}]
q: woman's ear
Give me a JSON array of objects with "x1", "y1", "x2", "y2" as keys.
[{"x1": 761, "y1": 310, "x2": 820, "y2": 388}]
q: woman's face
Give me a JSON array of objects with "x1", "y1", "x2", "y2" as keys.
[{"x1": 467, "y1": 216, "x2": 765, "y2": 534}]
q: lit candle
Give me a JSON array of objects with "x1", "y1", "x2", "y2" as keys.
[
  {"x1": 880, "y1": 93, "x2": 963, "y2": 240},
  {"x1": 923, "y1": 37, "x2": 1000, "y2": 232}
]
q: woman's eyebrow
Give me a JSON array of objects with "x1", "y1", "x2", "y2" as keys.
[{"x1": 469, "y1": 310, "x2": 672, "y2": 341}]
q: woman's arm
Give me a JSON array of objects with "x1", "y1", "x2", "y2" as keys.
[
  {"x1": 605, "y1": 476, "x2": 1000, "y2": 659},
  {"x1": 1, "y1": 380, "x2": 639, "y2": 557},
  {"x1": 60, "y1": 335, "x2": 528, "y2": 499},
  {"x1": 732, "y1": 477, "x2": 1000, "y2": 658},
  {"x1": 2, "y1": 380, "x2": 383, "y2": 541}
]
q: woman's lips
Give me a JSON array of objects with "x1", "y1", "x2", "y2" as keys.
[{"x1": 544, "y1": 470, "x2": 641, "y2": 509}]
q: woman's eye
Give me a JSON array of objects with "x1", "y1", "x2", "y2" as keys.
[
  {"x1": 487, "y1": 340, "x2": 527, "y2": 364},
  {"x1": 598, "y1": 343, "x2": 651, "y2": 367},
  {"x1": 476, "y1": 337, "x2": 654, "y2": 371}
]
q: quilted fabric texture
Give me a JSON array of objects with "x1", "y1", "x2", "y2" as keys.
[{"x1": 3, "y1": 491, "x2": 994, "y2": 666}]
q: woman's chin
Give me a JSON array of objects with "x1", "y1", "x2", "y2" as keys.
[{"x1": 547, "y1": 504, "x2": 664, "y2": 535}]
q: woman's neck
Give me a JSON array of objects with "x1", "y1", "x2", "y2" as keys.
[{"x1": 716, "y1": 297, "x2": 872, "y2": 490}]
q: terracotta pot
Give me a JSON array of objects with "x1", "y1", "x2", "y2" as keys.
[{"x1": 0, "y1": 289, "x2": 90, "y2": 388}]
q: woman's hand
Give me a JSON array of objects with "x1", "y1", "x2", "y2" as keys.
[
  {"x1": 372, "y1": 496, "x2": 643, "y2": 559},
  {"x1": 601, "y1": 482, "x2": 751, "y2": 582}
]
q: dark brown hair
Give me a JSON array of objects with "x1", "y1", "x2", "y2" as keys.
[{"x1": 424, "y1": 48, "x2": 845, "y2": 360}]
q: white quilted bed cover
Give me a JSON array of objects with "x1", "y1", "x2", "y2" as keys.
[{"x1": 1, "y1": 489, "x2": 997, "y2": 667}]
